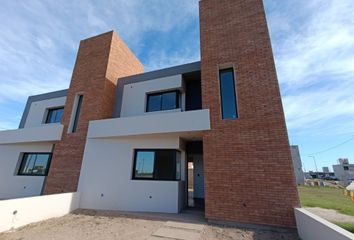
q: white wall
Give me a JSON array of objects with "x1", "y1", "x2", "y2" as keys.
[
  {"x1": 333, "y1": 164, "x2": 354, "y2": 186},
  {"x1": 78, "y1": 135, "x2": 186, "y2": 213},
  {"x1": 295, "y1": 208, "x2": 354, "y2": 240},
  {"x1": 0, "y1": 124, "x2": 63, "y2": 144},
  {"x1": 0, "y1": 143, "x2": 53, "y2": 199},
  {"x1": 0, "y1": 192, "x2": 80, "y2": 233},
  {"x1": 24, "y1": 96, "x2": 66, "y2": 128},
  {"x1": 88, "y1": 109, "x2": 210, "y2": 139},
  {"x1": 120, "y1": 75, "x2": 183, "y2": 117}
]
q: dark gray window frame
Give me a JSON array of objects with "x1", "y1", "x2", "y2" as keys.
[
  {"x1": 146, "y1": 90, "x2": 180, "y2": 113},
  {"x1": 132, "y1": 149, "x2": 181, "y2": 181},
  {"x1": 17, "y1": 153, "x2": 52, "y2": 176}
]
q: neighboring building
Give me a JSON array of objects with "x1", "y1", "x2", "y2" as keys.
[
  {"x1": 333, "y1": 158, "x2": 354, "y2": 186},
  {"x1": 323, "y1": 167, "x2": 329, "y2": 173},
  {"x1": 290, "y1": 145, "x2": 305, "y2": 185},
  {"x1": 0, "y1": 0, "x2": 299, "y2": 228}
]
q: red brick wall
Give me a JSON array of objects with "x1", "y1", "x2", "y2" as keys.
[
  {"x1": 44, "y1": 31, "x2": 143, "y2": 194},
  {"x1": 200, "y1": 0, "x2": 299, "y2": 227}
]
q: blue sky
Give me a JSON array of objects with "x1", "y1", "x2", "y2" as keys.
[{"x1": 0, "y1": 0, "x2": 353, "y2": 171}]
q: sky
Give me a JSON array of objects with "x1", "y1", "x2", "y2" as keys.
[{"x1": 0, "y1": 0, "x2": 353, "y2": 172}]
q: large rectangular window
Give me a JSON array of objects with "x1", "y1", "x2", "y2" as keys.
[
  {"x1": 133, "y1": 149, "x2": 180, "y2": 181},
  {"x1": 45, "y1": 107, "x2": 64, "y2": 124},
  {"x1": 146, "y1": 91, "x2": 180, "y2": 112},
  {"x1": 219, "y1": 68, "x2": 238, "y2": 119},
  {"x1": 70, "y1": 94, "x2": 83, "y2": 133},
  {"x1": 18, "y1": 153, "x2": 52, "y2": 176}
]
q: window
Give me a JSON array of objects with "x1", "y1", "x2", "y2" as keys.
[
  {"x1": 18, "y1": 153, "x2": 52, "y2": 176},
  {"x1": 133, "y1": 149, "x2": 180, "y2": 181},
  {"x1": 146, "y1": 91, "x2": 180, "y2": 112},
  {"x1": 219, "y1": 68, "x2": 238, "y2": 119},
  {"x1": 344, "y1": 166, "x2": 349, "y2": 170},
  {"x1": 45, "y1": 107, "x2": 64, "y2": 124},
  {"x1": 70, "y1": 94, "x2": 83, "y2": 133}
]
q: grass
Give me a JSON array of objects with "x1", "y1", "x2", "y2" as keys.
[
  {"x1": 332, "y1": 222, "x2": 354, "y2": 233},
  {"x1": 298, "y1": 186, "x2": 354, "y2": 216}
]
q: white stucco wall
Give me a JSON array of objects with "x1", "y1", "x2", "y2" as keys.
[
  {"x1": 0, "y1": 192, "x2": 80, "y2": 233},
  {"x1": 88, "y1": 109, "x2": 210, "y2": 139},
  {"x1": 0, "y1": 143, "x2": 53, "y2": 199},
  {"x1": 0, "y1": 124, "x2": 63, "y2": 144},
  {"x1": 333, "y1": 164, "x2": 354, "y2": 186},
  {"x1": 295, "y1": 208, "x2": 354, "y2": 240},
  {"x1": 24, "y1": 96, "x2": 66, "y2": 128},
  {"x1": 120, "y1": 75, "x2": 183, "y2": 117},
  {"x1": 78, "y1": 135, "x2": 186, "y2": 213}
]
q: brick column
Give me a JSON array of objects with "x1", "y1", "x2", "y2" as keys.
[
  {"x1": 44, "y1": 31, "x2": 143, "y2": 194},
  {"x1": 200, "y1": 0, "x2": 299, "y2": 227}
]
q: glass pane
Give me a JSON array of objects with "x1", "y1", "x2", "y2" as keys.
[
  {"x1": 21, "y1": 154, "x2": 36, "y2": 174},
  {"x1": 46, "y1": 108, "x2": 64, "y2": 123},
  {"x1": 135, "y1": 151, "x2": 155, "y2": 178},
  {"x1": 147, "y1": 95, "x2": 161, "y2": 112},
  {"x1": 72, "y1": 95, "x2": 83, "y2": 132},
  {"x1": 219, "y1": 69, "x2": 238, "y2": 119},
  {"x1": 54, "y1": 108, "x2": 64, "y2": 123},
  {"x1": 161, "y1": 92, "x2": 178, "y2": 110},
  {"x1": 32, "y1": 154, "x2": 50, "y2": 175},
  {"x1": 46, "y1": 110, "x2": 54, "y2": 123},
  {"x1": 154, "y1": 150, "x2": 176, "y2": 180},
  {"x1": 176, "y1": 152, "x2": 181, "y2": 180}
]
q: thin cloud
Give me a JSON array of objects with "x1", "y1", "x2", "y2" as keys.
[
  {"x1": 267, "y1": 0, "x2": 354, "y2": 135},
  {"x1": 0, "y1": 0, "x2": 199, "y2": 129}
]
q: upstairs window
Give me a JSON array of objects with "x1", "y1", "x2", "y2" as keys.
[
  {"x1": 18, "y1": 153, "x2": 52, "y2": 176},
  {"x1": 45, "y1": 107, "x2": 64, "y2": 124},
  {"x1": 146, "y1": 91, "x2": 180, "y2": 112},
  {"x1": 69, "y1": 94, "x2": 83, "y2": 133},
  {"x1": 133, "y1": 149, "x2": 180, "y2": 181},
  {"x1": 219, "y1": 68, "x2": 238, "y2": 119}
]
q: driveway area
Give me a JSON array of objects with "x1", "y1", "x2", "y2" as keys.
[{"x1": 0, "y1": 210, "x2": 299, "y2": 240}]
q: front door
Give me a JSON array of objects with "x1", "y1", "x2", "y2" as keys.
[{"x1": 193, "y1": 154, "x2": 204, "y2": 199}]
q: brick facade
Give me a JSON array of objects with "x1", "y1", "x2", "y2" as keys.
[
  {"x1": 44, "y1": 31, "x2": 143, "y2": 194},
  {"x1": 200, "y1": 0, "x2": 299, "y2": 227}
]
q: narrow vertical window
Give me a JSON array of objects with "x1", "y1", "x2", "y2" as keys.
[
  {"x1": 71, "y1": 95, "x2": 83, "y2": 133},
  {"x1": 219, "y1": 68, "x2": 238, "y2": 119}
]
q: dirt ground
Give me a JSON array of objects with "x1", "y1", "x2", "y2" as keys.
[{"x1": 0, "y1": 210, "x2": 299, "y2": 240}]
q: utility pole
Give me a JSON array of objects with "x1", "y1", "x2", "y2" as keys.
[{"x1": 308, "y1": 155, "x2": 318, "y2": 174}]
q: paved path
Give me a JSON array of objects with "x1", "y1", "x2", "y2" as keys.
[
  {"x1": 148, "y1": 221, "x2": 205, "y2": 240},
  {"x1": 305, "y1": 207, "x2": 354, "y2": 223}
]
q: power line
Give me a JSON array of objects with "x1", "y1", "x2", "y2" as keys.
[{"x1": 308, "y1": 136, "x2": 354, "y2": 155}]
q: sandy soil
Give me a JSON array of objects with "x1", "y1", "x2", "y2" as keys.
[
  {"x1": 0, "y1": 210, "x2": 299, "y2": 240},
  {"x1": 305, "y1": 207, "x2": 354, "y2": 223},
  {"x1": 201, "y1": 225, "x2": 299, "y2": 240}
]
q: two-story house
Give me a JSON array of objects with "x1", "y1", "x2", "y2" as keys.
[{"x1": 0, "y1": 0, "x2": 299, "y2": 228}]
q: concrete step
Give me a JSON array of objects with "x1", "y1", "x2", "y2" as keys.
[
  {"x1": 152, "y1": 227, "x2": 201, "y2": 240},
  {"x1": 165, "y1": 221, "x2": 204, "y2": 232}
]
